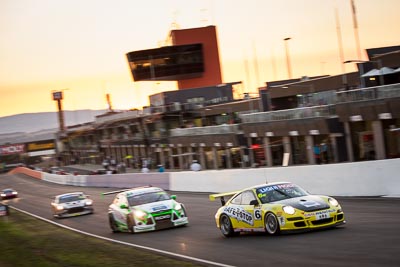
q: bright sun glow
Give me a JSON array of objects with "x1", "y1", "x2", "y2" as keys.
[{"x1": 0, "y1": 0, "x2": 399, "y2": 117}]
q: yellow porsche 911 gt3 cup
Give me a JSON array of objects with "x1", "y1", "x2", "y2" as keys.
[{"x1": 210, "y1": 182, "x2": 345, "y2": 237}]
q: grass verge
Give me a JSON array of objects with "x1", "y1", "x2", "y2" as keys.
[{"x1": 0, "y1": 209, "x2": 201, "y2": 267}]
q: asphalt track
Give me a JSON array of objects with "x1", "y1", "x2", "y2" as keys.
[{"x1": 1, "y1": 173, "x2": 400, "y2": 267}]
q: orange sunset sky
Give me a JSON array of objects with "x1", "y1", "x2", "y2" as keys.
[{"x1": 0, "y1": 0, "x2": 399, "y2": 118}]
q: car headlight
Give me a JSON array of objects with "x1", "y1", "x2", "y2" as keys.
[
  {"x1": 174, "y1": 203, "x2": 182, "y2": 210},
  {"x1": 328, "y1": 197, "x2": 339, "y2": 207},
  {"x1": 56, "y1": 205, "x2": 64, "y2": 211},
  {"x1": 134, "y1": 210, "x2": 147, "y2": 220},
  {"x1": 283, "y1": 205, "x2": 295, "y2": 215},
  {"x1": 85, "y1": 199, "x2": 93, "y2": 206},
  {"x1": 0, "y1": 194, "x2": 5, "y2": 197}
]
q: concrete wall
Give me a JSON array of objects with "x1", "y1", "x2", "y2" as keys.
[
  {"x1": 85, "y1": 173, "x2": 170, "y2": 189},
  {"x1": 42, "y1": 173, "x2": 87, "y2": 187},
  {"x1": 9, "y1": 158, "x2": 400, "y2": 197},
  {"x1": 170, "y1": 159, "x2": 400, "y2": 196},
  {"x1": 9, "y1": 167, "x2": 42, "y2": 179}
]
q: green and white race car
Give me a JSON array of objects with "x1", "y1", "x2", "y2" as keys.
[{"x1": 105, "y1": 186, "x2": 189, "y2": 233}]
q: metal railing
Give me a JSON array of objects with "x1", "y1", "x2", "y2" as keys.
[
  {"x1": 87, "y1": 83, "x2": 400, "y2": 139},
  {"x1": 240, "y1": 105, "x2": 336, "y2": 123},
  {"x1": 95, "y1": 110, "x2": 142, "y2": 124},
  {"x1": 170, "y1": 124, "x2": 239, "y2": 137},
  {"x1": 336, "y1": 83, "x2": 400, "y2": 103}
]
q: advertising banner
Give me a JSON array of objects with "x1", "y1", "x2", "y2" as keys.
[{"x1": 0, "y1": 144, "x2": 25, "y2": 155}]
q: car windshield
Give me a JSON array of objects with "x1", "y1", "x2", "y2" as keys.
[
  {"x1": 3, "y1": 189, "x2": 14, "y2": 193},
  {"x1": 256, "y1": 183, "x2": 308, "y2": 203},
  {"x1": 127, "y1": 191, "x2": 170, "y2": 206},
  {"x1": 58, "y1": 194, "x2": 85, "y2": 203}
]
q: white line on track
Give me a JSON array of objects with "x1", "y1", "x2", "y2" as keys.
[{"x1": 10, "y1": 206, "x2": 235, "y2": 267}]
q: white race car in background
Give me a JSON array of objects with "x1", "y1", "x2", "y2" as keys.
[
  {"x1": 51, "y1": 192, "x2": 94, "y2": 218},
  {"x1": 106, "y1": 186, "x2": 189, "y2": 233}
]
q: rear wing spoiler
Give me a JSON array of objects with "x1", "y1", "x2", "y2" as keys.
[
  {"x1": 209, "y1": 191, "x2": 239, "y2": 206},
  {"x1": 102, "y1": 189, "x2": 130, "y2": 196},
  {"x1": 101, "y1": 185, "x2": 153, "y2": 196}
]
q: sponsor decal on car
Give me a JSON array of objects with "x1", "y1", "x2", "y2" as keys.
[
  {"x1": 257, "y1": 183, "x2": 296, "y2": 194},
  {"x1": 155, "y1": 214, "x2": 171, "y2": 220},
  {"x1": 224, "y1": 206, "x2": 254, "y2": 226},
  {"x1": 304, "y1": 209, "x2": 336, "y2": 219},
  {"x1": 151, "y1": 205, "x2": 168, "y2": 212}
]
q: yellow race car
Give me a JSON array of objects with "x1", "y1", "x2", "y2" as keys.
[{"x1": 210, "y1": 182, "x2": 345, "y2": 237}]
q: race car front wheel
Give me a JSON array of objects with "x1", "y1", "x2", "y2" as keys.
[
  {"x1": 265, "y1": 213, "x2": 280, "y2": 235},
  {"x1": 220, "y1": 214, "x2": 237, "y2": 237}
]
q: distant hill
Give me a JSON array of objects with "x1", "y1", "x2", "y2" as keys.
[{"x1": 0, "y1": 110, "x2": 107, "y2": 135}]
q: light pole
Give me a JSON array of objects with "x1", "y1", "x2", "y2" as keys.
[
  {"x1": 51, "y1": 88, "x2": 69, "y2": 132},
  {"x1": 284, "y1": 37, "x2": 293, "y2": 79}
]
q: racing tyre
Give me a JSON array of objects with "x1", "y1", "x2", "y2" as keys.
[
  {"x1": 220, "y1": 214, "x2": 238, "y2": 237},
  {"x1": 265, "y1": 213, "x2": 280, "y2": 235},
  {"x1": 181, "y1": 206, "x2": 189, "y2": 226},
  {"x1": 108, "y1": 214, "x2": 119, "y2": 233},
  {"x1": 127, "y1": 216, "x2": 135, "y2": 234}
]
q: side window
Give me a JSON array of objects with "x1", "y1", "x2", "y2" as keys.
[
  {"x1": 113, "y1": 194, "x2": 127, "y2": 206},
  {"x1": 119, "y1": 195, "x2": 128, "y2": 206},
  {"x1": 241, "y1": 191, "x2": 257, "y2": 205},
  {"x1": 230, "y1": 193, "x2": 242, "y2": 205}
]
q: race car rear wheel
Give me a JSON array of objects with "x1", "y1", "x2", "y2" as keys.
[
  {"x1": 220, "y1": 214, "x2": 237, "y2": 237},
  {"x1": 127, "y1": 216, "x2": 135, "y2": 234},
  {"x1": 265, "y1": 213, "x2": 280, "y2": 235},
  {"x1": 108, "y1": 214, "x2": 119, "y2": 233}
]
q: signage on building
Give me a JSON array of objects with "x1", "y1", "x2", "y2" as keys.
[
  {"x1": 0, "y1": 204, "x2": 9, "y2": 216},
  {"x1": 0, "y1": 144, "x2": 25, "y2": 155},
  {"x1": 27, "y1": 142, "x2": 55, "y2": 152},
  {"x1": 52, "y1": 91, "x2": 63, "y2": 100},
  {"x1": 350, "y1": 115, "x2": 363, "y2": 122},
  {"x1": 378, "y1": 113, "x2": 392, "y2": 120}
]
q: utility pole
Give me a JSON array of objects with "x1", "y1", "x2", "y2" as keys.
[{"x1": 284, "y1": 37, "x2": 293, "y2": 79}]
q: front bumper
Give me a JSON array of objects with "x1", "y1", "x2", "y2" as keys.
[
  {"x1": 1, "y1": 194, "x2": 18, "y2": 200},
  {"x1": 54, "y1": 206, "x2": 94, "y2": 218},
  {"x1": 279, "y1": 210, "x2": 346, "y2": 231},
  {"x1": 133, "y1": 214, "x2": 189, "y2": 233}
]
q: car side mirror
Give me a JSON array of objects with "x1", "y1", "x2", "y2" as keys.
[
  {"x1": 171, "y1": 195, "x2": 176, "y2": 200},
  {"x1": 250, "y1": 199, "x2": 259, "y2": 206},
  {"x1": 120, "y1": 204, "x2": 128, "y2": 209}
]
